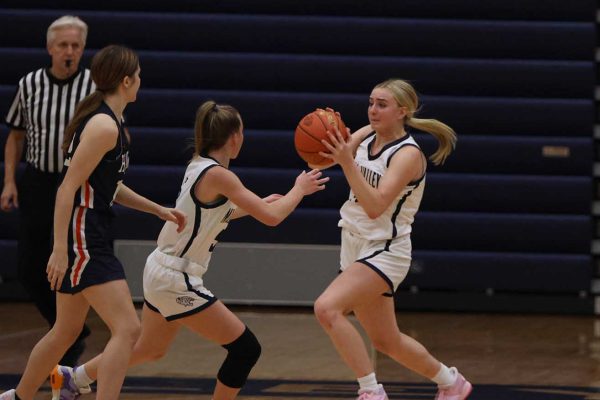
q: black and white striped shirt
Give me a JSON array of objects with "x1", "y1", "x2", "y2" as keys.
[{"x1": 5, "y1": 67, "x2": 95, "y2": 173}]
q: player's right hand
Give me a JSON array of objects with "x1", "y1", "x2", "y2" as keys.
[
  {"x1": 0, "y1": 181, "x2": 18, "y2": 211},
  {"x1": 320, "y1": 127, "x2": 353, "y2": 168}
]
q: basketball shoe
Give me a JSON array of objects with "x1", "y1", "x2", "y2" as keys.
[
  {"x1": 435, "y1": 367, "x2": 472, "y2": 400},
  {"x1": 357, "y1": 384, "x2": 388, "y2": 400},
  {"x1": 50, "y1": 365, "x2": 91, "y2": 400},
  {"x1": 0, "y1": 389, "x2": 16, "y2": 400}
]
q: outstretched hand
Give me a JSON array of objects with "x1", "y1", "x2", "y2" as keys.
[
  {"x1": 295, "y1": 169, "x2": 329, "y2": 196},
  {"x1": 158, "y1": 207, "x2": 187, "y2": 233}
]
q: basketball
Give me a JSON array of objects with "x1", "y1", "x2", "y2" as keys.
[{"x1": 294, "y1": 108, "x2": 348, "y2": 165}]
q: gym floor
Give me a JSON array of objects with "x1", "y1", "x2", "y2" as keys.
[{"x1": 0, "y1": 303, "x2": 598, "y2": 399}]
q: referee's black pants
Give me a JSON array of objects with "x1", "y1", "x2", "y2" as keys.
[{"x1": 17, "y1": 164, "x2": 90, "y2": 365}]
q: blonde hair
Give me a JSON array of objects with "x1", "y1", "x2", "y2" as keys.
[
  {"x1": 375, "y1": 79, "x2": 456, "y2": 165},
  {"x1": 47, "y1": 15, "x2": 88, "y2": 46}
]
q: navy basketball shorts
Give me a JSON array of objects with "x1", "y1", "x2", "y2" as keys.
[{"x1": 59, "y1": 206, "x2": 126, "y2": 294}]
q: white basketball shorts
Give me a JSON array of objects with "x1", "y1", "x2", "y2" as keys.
[
  {"x1": 340, "y1": 229, "x2": 411, "y2": 296},
  {"x1": 143, "y1": 249, "x2": 217, "y2": 321}
]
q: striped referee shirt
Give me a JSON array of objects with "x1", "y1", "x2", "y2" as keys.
[{"x1": 5, "y1": 67, "x2": 95, "y2": 173}]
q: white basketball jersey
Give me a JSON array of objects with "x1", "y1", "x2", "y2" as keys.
[
  {"x1": 156, "y1": 156, "x2": 235, "y2": 275},
  {"x1": 338, "y1": 133, "x2": 425, "y2": 241}
]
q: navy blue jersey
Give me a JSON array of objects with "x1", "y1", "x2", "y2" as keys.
[
  {"x1": 59, "y1": 101, "x2": 130, "y2": 293},
  {"x1": 62, "y1": 102, "x2": 130, "y2": 212}
]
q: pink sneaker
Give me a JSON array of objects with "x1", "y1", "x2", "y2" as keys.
[
  {"x1": 357, "y1": 384, "x2": 389, "y2": 400},
  {"x1": 435, "y1": 367, "x2": 472, "y2": 400}
]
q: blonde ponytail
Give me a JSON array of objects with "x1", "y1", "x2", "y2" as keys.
[
  {"x1": 375, "y1": 79, "x2": 457, "y2": 165},
  {"x1": 406, "y1": 117, "x2": 456, "y2": 165}
]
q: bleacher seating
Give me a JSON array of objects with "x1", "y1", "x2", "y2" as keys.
[{"x1": 0, "y1": 1, "x2": 594, "y2": 312}]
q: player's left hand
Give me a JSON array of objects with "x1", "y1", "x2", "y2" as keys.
[{"x1": 158, "y1": 207, "x2": 187, "y2": 233}]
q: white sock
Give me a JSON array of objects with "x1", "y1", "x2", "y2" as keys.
[
  {"x1": 74, "y1": 365, "x2": 94, "y2": 387},
  {"x1": 357, "y1": 372, "x2": 380, "y2": 393},
  {"x1": 432, "y1": 363, "x2": 457, "y2": 386}
]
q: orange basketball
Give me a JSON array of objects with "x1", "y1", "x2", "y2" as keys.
[{"x1": 294, "y1": 108, "x2": 348, "y2": 165}]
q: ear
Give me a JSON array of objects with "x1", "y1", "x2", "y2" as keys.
[
  {"x1": 229, "y1": 130, "x2": 241, "y2": 148},
  {"x1": 228, "y1": 131, "x2": 238, "y2": 145},
  {"x1": 396, "y1": 106, "x2": 408, "y2": 120},
  {"x1": 122, "y1": 75, "x2": 131, "y2": 88}
]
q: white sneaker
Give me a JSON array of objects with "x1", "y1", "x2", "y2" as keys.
[
  {"x1": 50, "y1": 365, "x2": 92, "y2": 400},
  {"x1": 0, "y1": 389, "x2": 16, "y2": 400}
]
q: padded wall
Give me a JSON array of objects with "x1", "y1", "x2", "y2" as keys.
[{"x1": 0, "y1": 1, "x2": 595, "y2": 311}]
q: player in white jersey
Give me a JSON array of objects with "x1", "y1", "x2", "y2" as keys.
[
  {"x1": 338, "y1": 132, "x2": 425, "y2": 296},
  {"x1": 51, "y1": 100, "x2": 329, "y2": 400},
  {"x1": 313, "y1": 80, "x2": 472, "y2": 400}
]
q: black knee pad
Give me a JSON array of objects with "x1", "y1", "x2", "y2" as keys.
[{"x1": 217, "y1": 326, "x2": 261, "y2": 388}]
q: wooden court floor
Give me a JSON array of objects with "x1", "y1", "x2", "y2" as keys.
[{"x1": 1, "y1": 302, "x2": 599, "y2": 399}]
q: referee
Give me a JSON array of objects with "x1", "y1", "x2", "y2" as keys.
[{"x1": 1, "y1": 15, "x2": 95, "y2": 366}]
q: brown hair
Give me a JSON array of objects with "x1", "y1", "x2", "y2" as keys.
[
  {"x1": 375, "y1": 79, "x2": 456, "y2": 165},
  {"x1": 193, "y1": 100, "x2": 241, "y2": 157},
  {"x1": 63, "y1": 45, "x2": 139, "y2": 153}
]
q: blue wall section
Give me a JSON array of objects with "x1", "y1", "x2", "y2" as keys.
[{"x1": 0, "y1": 1, "x2": 594, "y2": 312}]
